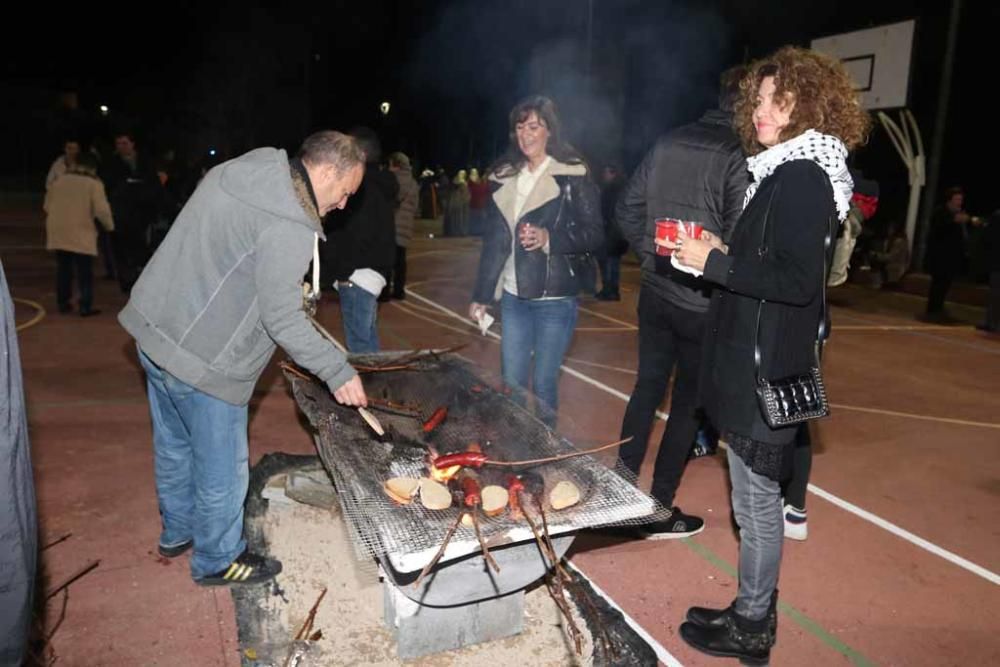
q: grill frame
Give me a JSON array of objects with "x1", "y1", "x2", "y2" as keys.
[{"x1": 286, "y1": 351, "x2": 670, "y2": 574}]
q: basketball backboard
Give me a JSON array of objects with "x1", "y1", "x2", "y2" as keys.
[{"x1": 811, "y1": 20, "x2": 915, "y2": 110}]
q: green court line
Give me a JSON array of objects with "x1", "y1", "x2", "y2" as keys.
[{"x1": 682, "y1": 537, "x2": 877, "y2": 666}]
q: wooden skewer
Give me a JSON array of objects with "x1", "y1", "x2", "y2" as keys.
[
  {"x1": 413, "y1": 511, "x2": 466, "y2": 589},
  {"x1": 471, "y1": 511, "x2": 500, "y2": 574},
  {"x1": 485, "y1": 436, "x2": 632, "y2": 467}
]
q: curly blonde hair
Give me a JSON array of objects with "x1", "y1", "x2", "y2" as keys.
[{"x1": 734, "y1": 46, "x2": 872, "y2": 155}]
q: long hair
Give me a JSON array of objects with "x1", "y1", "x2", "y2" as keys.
[{"x1": 489, "y1": 95, "x2": 584, "y2": 178}]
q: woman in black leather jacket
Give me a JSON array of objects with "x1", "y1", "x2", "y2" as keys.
[
  {"x1": 469, "y1": 96, "x2": 602, "y2": 428},
  {"x1": 669, "y1": 47, "x2": 871, "y2": 664}
]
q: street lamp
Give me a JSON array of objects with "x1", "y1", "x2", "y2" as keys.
[
  {"x1": 379, "y1": 101, "x2": 391, "y2": 116},
  {"x1": 99, "y1": 105, "x2": 109, "y2": 116}
]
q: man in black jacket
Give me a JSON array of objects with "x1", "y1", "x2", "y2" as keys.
[
  {"x1": 615, "y1": 68, "x2": 749, "y2": 538},
  {"x1": 320, "y1": 127, "x2": 398, "y2": 351}
]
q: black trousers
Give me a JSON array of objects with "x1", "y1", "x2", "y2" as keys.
[
  {"x1": 391, "y1": 245, "x2": 407, "y2": 297},
  {"x1": 926, "y1": 271, "x2": 954, "y2": 314},
  {"x1": 55, "y1": 251, "x2": 94, "y2": 313},
  {"x1": 619, "y1": 284, "x2": 705, "y2": 506},
  {"x1": 782, "y1": 424, "x2": 812, "y2": 510}
]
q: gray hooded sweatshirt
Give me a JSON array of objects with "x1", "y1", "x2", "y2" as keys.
[{"x1": 119, "y1": 148, "x2": 355, "y2": 405}]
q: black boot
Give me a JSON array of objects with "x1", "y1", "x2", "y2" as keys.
[
  {"x1": 687, "y1": 589, "x2": 778, "y2": 638},
  {"x1": 680, "y1": 610, "x2": 772, "y2": 666}
]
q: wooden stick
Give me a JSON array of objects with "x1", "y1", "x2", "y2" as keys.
[
  {"x1": 413, "y1": 511, "x2": 466, "y2": 589},
  {"x1": 366, "y1": 396, "x2": 422, "y2": 417},
  {"x1": 357, "y1": 407, "x2": 385, "y2": 437},
  {"x1": 294, "y1": 588, "x2": 328, "y2": 641},
  {"x1": 471, "y1": 511, "x2": 500, "y2": 574},
  {"x1": 279, "y1": 361, "x2": 312, "y2": 381},
  {"x1": 41, "y1": 533, "x2": 72, "y2": 551},
  {"x1": 355, "y1": 363, "x2": 418, "y2": 373},
  {"x1": 382, "y1": 344, "x2": 467, "y2": 368},
  {"x1": 45, "y1": 560, "x2": 100, "y2": 601},
  {"x1": 308, "y1": 314, "x2": 348, "y2": 353},
  {"x1": 485, "y1": 436, "x2": 632, "y2": 468}
]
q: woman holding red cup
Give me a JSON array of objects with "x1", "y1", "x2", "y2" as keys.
[{"x1": 672, "y1": 47, "x2": 871, "y2": 663}]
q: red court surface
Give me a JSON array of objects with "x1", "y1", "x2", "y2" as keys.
[{"x1": 5, "y1": 204, "x2": 999, "y2": 666}]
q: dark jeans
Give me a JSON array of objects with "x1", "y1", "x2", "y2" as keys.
[
  {"x1": 98, "y1": 226, "x2": 116, "y2": 279},
  {"x1": 55, "y1": 251, "x2": 94, "y2": 313},
  {"x1": 112, "y1": 228, "x2": 149, "y2": 293},
  {"x1": 391, "y1": 245, "x2": 407, "y2": 297},
  {"x1": 619, "y1": 284, "x2": 705, "y2": 506},
  {"x1": 926, "y1": 271, "x2": 954, "y2": 314},
  {"x1": 598, "y1": 253, "x2": 621, "y2": 295}
]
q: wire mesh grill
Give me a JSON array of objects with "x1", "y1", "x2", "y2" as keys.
[{"x1": 286, "y1": 351, "x2": 671, "y2": 570}]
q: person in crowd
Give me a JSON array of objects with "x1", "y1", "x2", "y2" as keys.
[
  {"x1": 387, "y1": 152, "x2": 419, "y2": 300},
  {"x1": 444, "y1": 168, "x2": 470, "y2": 236},
  {"x1": 320, "y1": 127, "x2": 398, "y2": 352},
  {"x1": 828, "y1": 171, "x2": 879, "y2": 287},
  {"x1": 118, "y1": 131, "x2": 367, "y2": 587},
  {"x1": 467, "y1": 167, "x2": 490, "y2": 235},
  {"x1": 0, "y1": 257, "x2": 37, "y2": 666},
  {"x1": 469, "y1": 95, "x2": 602, "y2": 429},
  {"x1": 871, "y1": 220, "x2": 910, "y2": 289},
  {"x1": 924, "y1": 186, "x2": 974, "y2": 322},
  {"x1": 978, "y1": 208, "x2": 1000, "y2": 332},
  {"x1": 44, "y1": 152, "x2": 115, "y2": 316},
  {"x1": 101, "y1": 131, "x2": 161, "y2": 293},
  {"x1": 595, "y1": 164, "x2": 627, "y2": 301},
  {"x1": 671, "y1": 47, "x2": 870, "y2": 663},
  {"x1": 45, "y1": 138, "x2": 81, "y2": 190},
  {"x1": 614, "y1": 67, "x2": 749, "y2": 537}
]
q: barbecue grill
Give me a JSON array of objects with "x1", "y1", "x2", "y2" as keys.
[{"x1": 284, "y1": 350, "x2": 668, "y2": 659}]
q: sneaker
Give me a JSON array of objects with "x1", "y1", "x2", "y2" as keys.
[
  {"x1": 158, "y1": 538, "x2": 193, "y2": 558},
  {"x1": 641, "y1": 507, "x2": 705, "y2": 540},
  {"x1": 783, "y1": 505, "x2": 808, "y2": 541},
  {"x1": 195, "y1": 550, "x2": 283, "y2": 587}
]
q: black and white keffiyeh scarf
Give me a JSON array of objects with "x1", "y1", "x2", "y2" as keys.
[{"x1": 743, "y1": 130, "x2": 853, "y2": 221}]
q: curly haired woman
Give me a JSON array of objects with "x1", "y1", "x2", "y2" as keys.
[{"x1": 667, "y1": 47, "x2": 871, "y2": 664}]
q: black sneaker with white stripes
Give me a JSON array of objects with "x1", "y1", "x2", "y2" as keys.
[
  {"x1": 641, "y1": 506, "x2": 705, "y2": 540},
  {"x1": 195, "y1": 550, "x2": 283, "y2": 587}
]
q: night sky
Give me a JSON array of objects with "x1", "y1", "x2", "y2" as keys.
[{"x1": 2, "y1": 0, "x2": 995, "y2": 224}]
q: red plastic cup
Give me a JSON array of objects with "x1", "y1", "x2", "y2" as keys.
[
  {"x1": 655, "y1": 219, "x2": 705, "y2": 256},
  {"x1": 654, "y1": 218, "x2": 681, "y2": 256}
]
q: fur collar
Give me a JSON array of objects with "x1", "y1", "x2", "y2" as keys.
[{"x1": 489, "y1": 159, "x2": 587, "y2": 226}]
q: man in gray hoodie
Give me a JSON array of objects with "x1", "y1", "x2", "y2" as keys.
[{"x1": 119, "y1": 131, "x2": 366, "y2": 586}]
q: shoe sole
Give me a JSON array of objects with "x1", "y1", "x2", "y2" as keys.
[
  {"x1": 641, "y1": 524, "x2": 705, "y2": 541},
  {"x1": 157, "y1": 540, "x2": 193, "y2": 558},
  {"x1": 680, "y1": 631, "x2": 770, "y2": 666}
]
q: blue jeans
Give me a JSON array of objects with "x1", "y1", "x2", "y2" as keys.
[
  {"x1": 339, "y1": 283, "x2": 379, "y2": 352},
  {"x1": 728, "y1": 446, "x2": 783, "y2": 621},
  {"x1": 138, "y1": 349, "x2": 248, "y2": 579},
  {"x1": 500, "y1": 291, "x2": 578, "y2": 428}
]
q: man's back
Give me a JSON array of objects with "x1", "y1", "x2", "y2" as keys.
[{"x1": 616, "y1": 109, "x2": 748, "y2": 312}]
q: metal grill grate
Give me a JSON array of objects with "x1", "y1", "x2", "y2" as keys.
[{"x1": 287, "y1": 351, "x2": 671, "y2": 573}]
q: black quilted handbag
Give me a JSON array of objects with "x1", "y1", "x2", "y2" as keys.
[{"x1": 753, "y1": 196, "x2": 833, "y2": 428}]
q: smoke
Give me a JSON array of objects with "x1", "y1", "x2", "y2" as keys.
[{"x1": 403, "y1": 0, "x2": 734, "y2": 172}]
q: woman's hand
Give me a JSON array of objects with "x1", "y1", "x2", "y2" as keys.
[
  {"x1": 700, "y1": 230, "x2": 728, "y2": 254},
  {"x1": 673, "y1": 229, "x2": 717, "y2": 273},
  {"x1": 519, "y1": 223, "x2": 549, "y2": 252},
  {"x1": 469, "y1": 302, "x2": 488, "y2": 322}
]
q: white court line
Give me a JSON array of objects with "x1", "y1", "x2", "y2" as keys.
[
  {"x1": 576, "y1": 305, "x2": 639, "y2": 330},
  {"x1": 567, "y1": 562, "x2": 685, "y2": 666},
  {"x1": 404, "y1": 287, "x2": 1000, "y2": 587}
]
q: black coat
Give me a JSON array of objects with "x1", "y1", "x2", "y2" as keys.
[
  {"x1": 616, "y1": 109, "x2": 749, "y2": 314},
  {"x1": 320, "y1": 164, "x2": 399, "y2": 284},
  {"x1": 699, "y1": 160, "x2": 836, "y2": 446},
  {"x1": 472, "y1": 160, "x2": 603, "y2": 303}
]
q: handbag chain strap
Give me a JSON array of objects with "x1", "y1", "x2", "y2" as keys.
[{"x1": 753, "y1": 183, "x2": 834, "y2": 383}]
